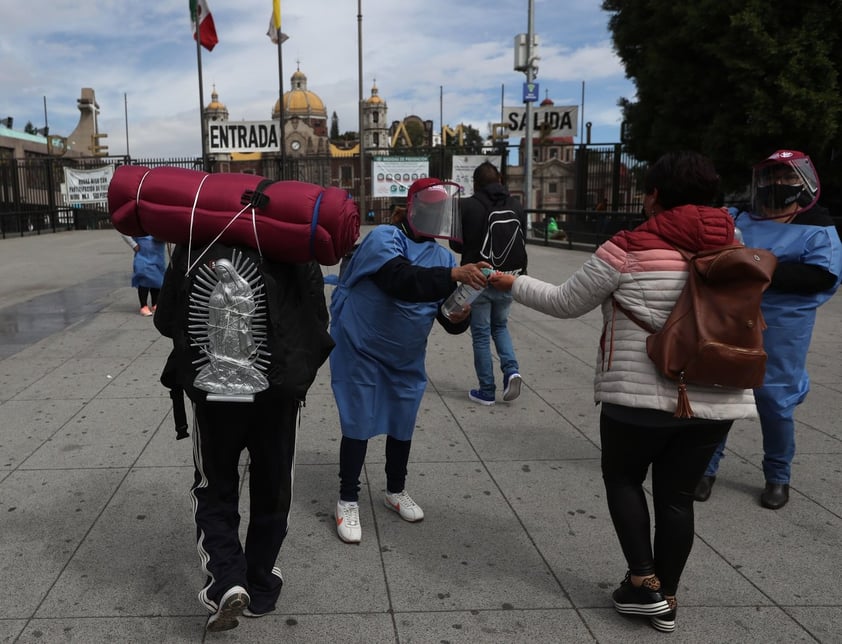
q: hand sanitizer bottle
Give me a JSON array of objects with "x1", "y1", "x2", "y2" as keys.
[{"x1": 441, "y1": 268, "x2": 492, "y2": 321}]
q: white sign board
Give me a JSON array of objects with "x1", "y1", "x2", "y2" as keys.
[
  {"x1": 208, "y1": 121, "x2": 280, "y2": 153},
  {"x1": 450, "y1": 155, "x2": 501, "y2": 197},
  {"x1": 63, "y1": 165, "x2": 114, "y2": 204},
  {"x1": 504, "y1": 105, "x2": 578, "y2": 138},
  {"x1": 371, "y1": 157, "x2": 429, "y2": 198}
]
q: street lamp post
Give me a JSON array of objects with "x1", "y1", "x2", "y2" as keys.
[
  {"x1": 357, "y1": 0, "x2": 366, "y2": 214},
  {"x1": 523, "y1": 0, "x2": 536, "y2": 211}
]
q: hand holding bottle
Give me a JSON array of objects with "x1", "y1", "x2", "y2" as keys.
[
  {"x1": 450, "y1": 262, "x2": 492, "y2": 290},
  {"x1": 442, "y1": 263, "x2": 493, "y2": 321}
]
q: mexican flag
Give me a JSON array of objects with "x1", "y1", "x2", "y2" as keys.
[{"x1": 190, "y1": 0, "x2": 218, "y2": 51}]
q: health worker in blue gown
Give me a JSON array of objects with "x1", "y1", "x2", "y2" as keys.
[
  {"x1": 329, "y1": 178, "x2": 491, "y2": 544},
  {"x1": 697, "y1": 150, "x2": 842, "y2": 510}
]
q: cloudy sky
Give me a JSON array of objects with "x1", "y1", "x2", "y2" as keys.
[{"x1": 1, "y1": 0, "x2": 636, "y2": 159}]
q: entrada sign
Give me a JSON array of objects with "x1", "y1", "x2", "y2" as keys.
[
  {"x1": 208, "y1": 121, "x2": 280, "y2": 153},
  {"x1": 504, "y1": 105, "x2": 578, "y2": 138}
]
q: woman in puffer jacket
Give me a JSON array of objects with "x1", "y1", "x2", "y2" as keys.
[{"x1": 490, "y1": 151, "x2": 758, "y2": 635}]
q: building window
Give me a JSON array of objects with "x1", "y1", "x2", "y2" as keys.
[
  {"x1": 549, "y1": 148, "x2": 558, "y2": 159},
  {"x1": 340, "y1": 165, "x2": 353, "y2": 188},
  {"x1": 372, "y1": 111, "x2": 379, "y2": 124},
  {"x1": 373, "y1": 132, "x2": 379, "y2": 146},
  {"x1": 548, "y1": 182, "x2": 558, "y2": 194}
]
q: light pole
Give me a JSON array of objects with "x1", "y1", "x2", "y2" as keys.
[
  {"x1": 357, "y1": 0, "x2": 366, "y2": 214},
  {"x1": 523, "y1": 0, "x2": 536, "y2": 211}
]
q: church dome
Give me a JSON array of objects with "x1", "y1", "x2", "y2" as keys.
[
  {"x1": 365, "y1": 82, "x2": 384, "y2": 105},
  {"x1": 205, "y1": 85, "x2": 229, "y2": 121},
  {"x1": 207, "y1": 86, "x2": 226, "y2": 110},
  {"x1": 272, "y1": 67, "x2": 326, "y2": 119}
]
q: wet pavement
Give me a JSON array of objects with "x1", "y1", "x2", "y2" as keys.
[
  {"x1": 0, "y1": 272, "x2": 127, "y2": 360},
  {"x1": 1, "y1": 229, "x2": 842, "y2": 643}
]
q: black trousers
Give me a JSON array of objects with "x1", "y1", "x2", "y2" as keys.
[
  {"x1": 600, "y1": 411, "x2": 731, "y2": 596},
  {"x1": 191, "y1": 396, "x2": 299, "y2": 614},
  {"x1": 339, "y1": 435, "x2": 412, "y2": 502},
  {"x1": 137, "y1": 286, "x2": 160, "y2": 308}
]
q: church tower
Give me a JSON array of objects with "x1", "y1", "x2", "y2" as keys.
[{"x1": 362, "y1": 81, "x2": 389, "y2": 152}]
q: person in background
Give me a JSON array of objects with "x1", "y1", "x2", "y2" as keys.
[
  {"x1": 120, "y1": 233, "x2": 165, "y2": 316},
  {"x1": 450, "y1": 161, "x2": 527, "y2": 405},
  {"x1": 490, "y1": 151, "x2": 758, "y2": 634},
  {"x1": 695, "y1": 150, "x2": 842, "y2": 509},
  {"x1": 330, "y1": 178, "x2": 491, "y2": 544}
]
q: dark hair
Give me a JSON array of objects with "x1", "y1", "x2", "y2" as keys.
[
  {"x1": 643, "y1": 151, "x2": 720, "y2": 209},
  {"x1": 473, "y1": 161, "x2": 501, "y2": 188}
]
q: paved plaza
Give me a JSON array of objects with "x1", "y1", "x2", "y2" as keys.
[{"x1": 1, "y1": 229, "x2": 841, "y2": 643}]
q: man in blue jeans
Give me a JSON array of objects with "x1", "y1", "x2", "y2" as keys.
[{"x1": 451, "y1": 162, "x2": 528, "y2": 405}]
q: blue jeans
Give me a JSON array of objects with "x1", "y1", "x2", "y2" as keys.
[
  {"x1": 704, "y1": 387, "x2": 798, "y2": 484},
  {"x1": 469, "y1": 288, "x2": 519, "y2": 396}
]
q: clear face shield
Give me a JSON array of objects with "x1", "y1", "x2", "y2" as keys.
[
  {"x1": 751, "y1": 153, "x2": 820, "y2": 219},
  {"x1": 407, "y1": 181, "x2": 463, "y2": 241}
]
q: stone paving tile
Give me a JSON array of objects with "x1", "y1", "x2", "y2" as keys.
[{"x1": 2, "y1": 230, "x2": 841, "y2": 642}]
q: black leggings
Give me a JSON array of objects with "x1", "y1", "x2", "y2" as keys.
[
  {"x1": 600, "y1": 411, "x2": 731, "y2": 596},
  {"x1": 339, "y1": 435, "x2": 412, "y2": 502},
  {"x1": 138, "y1": 287, "x2": 160, "y2": 308}
]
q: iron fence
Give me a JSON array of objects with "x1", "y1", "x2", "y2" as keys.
[{"x1": 1, "y1": 144, "x2": 649, "y2": 239}]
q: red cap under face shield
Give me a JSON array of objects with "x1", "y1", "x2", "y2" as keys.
[
  {"x1": 751, "y1": 150, "x2": 820, "y2": 219},
  {"x1": 406, "y1": 178, "x2": 463, "y2": 241}
]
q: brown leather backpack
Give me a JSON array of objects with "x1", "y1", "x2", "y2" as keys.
[{"x1": 615, "y1": 244, "x2": 778, "y2": 417}]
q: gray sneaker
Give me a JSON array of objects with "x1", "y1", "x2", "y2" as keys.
[
  {"x1": 502, "y1": 372, "x2": 522, "y2": 402},
  {"x1": 206, "y1": 585, "x2": 249, "y2": 632}
]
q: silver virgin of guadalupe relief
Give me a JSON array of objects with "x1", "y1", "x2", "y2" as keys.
[{"x1": 189, "y1": 251, "x2": 270, "y2": 402}]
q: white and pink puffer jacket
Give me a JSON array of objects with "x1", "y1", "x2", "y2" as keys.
[{"x1": 511, "y1": 205, "x2": 758, "y2": 420}]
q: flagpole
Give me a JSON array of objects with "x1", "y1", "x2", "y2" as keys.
[
  {"x1": 276, "y1": 29, "x2": 286, "y2": 179},
  {"x1": 124, "y1": 92, "x2": 130, "y2": 158},
  {"x1": 196, "y1": 30, "x2": 209, "y2": 171}
]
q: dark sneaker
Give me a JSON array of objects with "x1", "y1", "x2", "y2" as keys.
[
  {"x1": 206, "y1": 585, "x2": 250, "y2": 632},
  {"x1": 612, "y1": 572, "x2": 671, "y2": 616},
  {"x1": 243, "y1": 607, "x2": 272, "y2": 618},
  {"x1": 694, "y1": 475, "x2": 716, "y2": 502},
  {"x1": 650, "y1": 596, "x2": 677, "y2": 632},
  {"x1": 469, "y1": 389, "x2": 495, "y2": 405},
  {"x1": 502, "y1": 372, "x2": 522, "y2": 402}
]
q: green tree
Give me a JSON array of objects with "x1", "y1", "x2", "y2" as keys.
[
  {"x1": 393, "y1": 120, "x2": 427, "y2": 150},
  {"x1": 602, "y1": 0, "x2": 842, "y2": 199},
  {"x1": 443, "y1": 123, "x2": 484, "y2": 154},
  {"x1": 24, "y1": 121, "x2": 37, "y2": 134},
  {"x1": 330, "y1": 111, "x2": 340, "y2": 140}
]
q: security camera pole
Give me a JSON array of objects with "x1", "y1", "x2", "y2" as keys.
[{"x1": 515, "y1": 0, "x2": 539, "y2": 210}]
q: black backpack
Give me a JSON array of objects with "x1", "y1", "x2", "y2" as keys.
[{"x1": 476, "y1": 194, "x2": 527, "y2": 272}]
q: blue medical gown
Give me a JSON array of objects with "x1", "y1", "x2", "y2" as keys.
[
  {"x1": 131, "y1": 236, "x2": 166, "y2": 289},
  {"x1": 738, "y1": 214, "x2": 842, "y2": 409},
  {"x1": 329, "y1": 226, "x2": 457, "y2": 440}
]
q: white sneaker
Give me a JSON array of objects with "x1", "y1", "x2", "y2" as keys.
[
  {"x1": 384, "y1": 490, "x2": 425, "y2": 522},
  {"x1": 206, "y1": 585, "x2": 249, "y2": 632},
  {"x1": 336, "y1": 500, "x2": 361, "y2": 543},
  {"x1": 502, "y1": 372, "x2": 522, "y2": 402}
]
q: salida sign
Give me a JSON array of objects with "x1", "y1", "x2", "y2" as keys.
[
  {"x1": 208, "y1": 121, "x2": 280, "y2": 153},
  {"x1": 504, "y1": 105, "x2": 578, "y2": 138}
]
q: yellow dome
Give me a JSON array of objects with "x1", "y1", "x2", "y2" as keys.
[
  {"x1": 365, "y1": 82, "x2": 383, "y2": 104},
  {"x1": 272, "y1": 68, "x2": 326, "y2": 119},
  {"x1": 206, "y1": 85, "x2": 226, "y2": 111}
]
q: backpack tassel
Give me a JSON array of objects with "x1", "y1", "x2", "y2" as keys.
[{"x1": 674, "y1": 373, "x2": 693, "y2": 419}]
